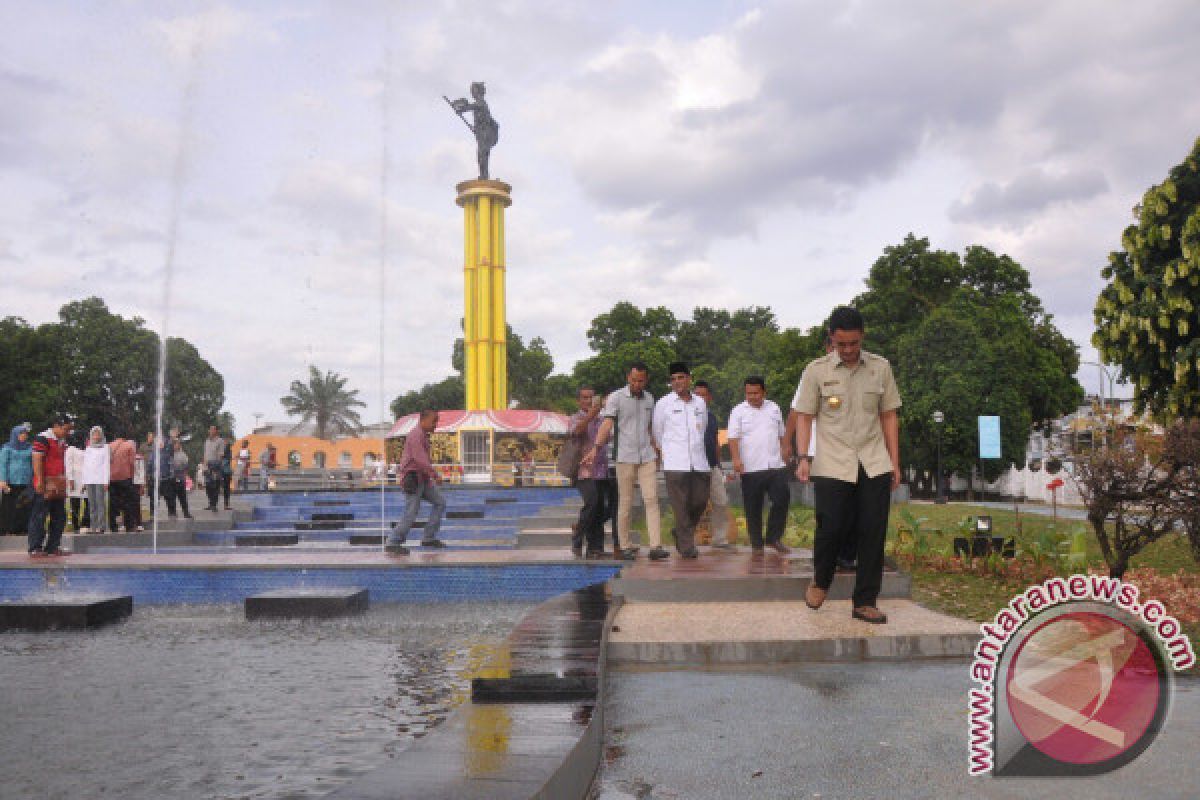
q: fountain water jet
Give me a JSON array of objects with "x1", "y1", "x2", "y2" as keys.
[{"x1": 151, "y1": 36, "x2": 206, "y2": 555}]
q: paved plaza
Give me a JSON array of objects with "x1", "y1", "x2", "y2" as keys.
[{"x1": 596, "y1": 663, "x2": 1200, "y2": 800}]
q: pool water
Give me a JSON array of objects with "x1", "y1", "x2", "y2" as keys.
[{"x1": 0, "y1": 602, "x2": 532, "y2": 799}]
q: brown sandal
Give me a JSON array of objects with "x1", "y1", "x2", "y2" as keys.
[
  {"x1": 804, "y1": 585, "x2": 827, "y2": 610},
  {"x1": 852, "y1": 606, "x2": 888, "y2": 624}
]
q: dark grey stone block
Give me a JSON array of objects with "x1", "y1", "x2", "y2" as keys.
[
  {"x1": 311, "y1": 512, "x2": 354, "y2": 521},
  {"x1": 0, "y1": 595, "x2": 133, "y2": 631},
  {"x1": 294, "y1": 520, "x2": 344, "y2": 530},
  {"x1": 244, "y1": 588, "x2": 368, "y2": 619},
  {"x1": 235, "y1": 533, "x2": 300, "y2": 546},
  {"x1": 472, "y1": 674, "x2": 597, "y2": 703}
]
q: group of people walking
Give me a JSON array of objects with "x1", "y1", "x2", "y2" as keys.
[{"x1": 566, "y1": 305, "x2": 902, "y2": 624}]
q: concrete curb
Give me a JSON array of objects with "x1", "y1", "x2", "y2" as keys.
[
  {"x1": 608, "y1": 631, "x2": 981, "y2": 666},
  {"x1": 612, "y1": 570, "x2": 913, "y2": 603}
]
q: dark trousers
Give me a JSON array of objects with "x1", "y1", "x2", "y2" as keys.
[
  {"x1": 27, "y1": 494, "x2": 66, "y2": 553},
  {"x1": 597, "y1": 477, "x2": 618, "y2": 553},
  {"x1": 574, "y1": 479, "x2": 605, "y2": 553},
  {"x1": 108, "y1": 479, "x2": 139, "y2": 532},
  {"x1": 740, "y1": 468, "x2": 791, "y2": 548},
  {"x1": 664, "y1": 470, "x2": 710, "y2": 554},
  {"x1": 0, "y1": 485, "x2": 32, "y2": 534},
  {"x1": 69, "y1": 497, "x2": 91, "y2": 530},
  {"x1": 813, "y1": 465, "x2": 892, "y2": 608},
  {"x1": 162, "y1": 479, "x2": 190, "y2": 517},
  {"x1": 205, "y1": 470, "x2": 221, "y2": 510},
  {"x1": 222, "y1": 474, "x2": 232, "y2": 506}
]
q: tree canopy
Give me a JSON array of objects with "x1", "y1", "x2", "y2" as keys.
[
  {"x1": 281, "y1": 365, "x2": 365, "y2": 440},
  {"x1": 1094, "y1": 135, "x2": 1200, "y2": 417},
  {"x1": 853, "y1": 236, "x2": 1083, "y2": 482},
  {"x1": 0, "y1": 297, "x2": 226, "y2": 448}
]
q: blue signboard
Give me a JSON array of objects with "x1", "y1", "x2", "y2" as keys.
[{"x1": 978, "y1": 416, "x2": 1002, "y2": 459}]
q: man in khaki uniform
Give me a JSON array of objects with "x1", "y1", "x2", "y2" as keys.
[{"x1": 794, "y1": 307, "x2": 901, "y2": 624}]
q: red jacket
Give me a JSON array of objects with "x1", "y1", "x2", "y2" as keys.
[{"x1": 31, "y1": 430, "x2": 66, "y2": 484}]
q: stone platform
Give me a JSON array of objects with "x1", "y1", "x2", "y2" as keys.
[
  {"x1": 245, "y1": 587, "x2": 369, "y2": 619},
  {"x1": 611, "y1": 549, "x2": 911, "y2": 603},
  {"x1": 0, "y1": 594, "x2": 133, "y2": 631}
]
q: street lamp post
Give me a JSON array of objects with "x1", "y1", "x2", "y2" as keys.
[{"x1": 933, "y1": 410, "x2": 946, "y2": 504}]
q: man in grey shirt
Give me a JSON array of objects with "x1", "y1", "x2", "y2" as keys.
[
  {"x1": 589, "y1": 361, "x2": 666, "y2": 561},
  {"x1": 202, "y1": 425, "x2": 225, "y2": 513}
]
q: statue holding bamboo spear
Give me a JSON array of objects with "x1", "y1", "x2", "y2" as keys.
[{"x1": 444, "y1": 82, "x2": 499, "y2": 180}]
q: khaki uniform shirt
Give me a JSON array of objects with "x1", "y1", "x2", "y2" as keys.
[{"x1": 794, "y1": 350, "x2": 901, "y2": 483}]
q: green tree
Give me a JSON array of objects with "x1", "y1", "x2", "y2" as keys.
[
  {"x1": 0, "y1": 316, "x2": 62, "y2": 429},
  {"x1": 586, "y1": 302, "x2": 678, "y2": 353},
  {"x1": 281, "y1": 365, "x2": 365, "y2": 440},
  {"x1": 572, "y1": 339, "x2": 676, "y2": 396},
  {"x1": 1094, "y1": 135, "x2": 1200, "y2": 416},
  {"x1": 390, "y1": 376, "x2": 464, "y2": 418},
  {"x1": 855, "y1": 237, "x2": 1083, "y2": 484},
  {"x1": 0, "y1": 299, "x2": 226, "y2": 446}
]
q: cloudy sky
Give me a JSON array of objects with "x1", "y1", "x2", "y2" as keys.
[{"x1": 4, "y1": 1, "x2": 1198, "y2": 431}]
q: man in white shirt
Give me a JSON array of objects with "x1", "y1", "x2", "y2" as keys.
[
  {"x1": 728, "y1": 376, "x2": 791, "y2": 555},
  {"x1": 651, "y1": 362, "x2": 711, "y2": 559}
]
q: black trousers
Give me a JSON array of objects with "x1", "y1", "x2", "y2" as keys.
[
  {"x1": 221, "y1": 474, "x2": 231, "y2": 506},
  {"x1": 664, "y1": 470, "x2": 710, "y2": 554},
  {"x1": 0, "y1": 485, "x2": 32, "y2": 534},
  {"x1": 813, "y1": 465, "x2": 892, "y2": 608},
  {"x1": 27, "y1": 494, "x2": 66, "y2": 553},
  {"x1": 574, "y1": 479, "x2": 605, "y2": 553},
  {"x1": 69, "y1": 496, "x2": 90, "y2": 530},
  {"x1": 162, "y1": 478, "x2": 190, "y2": 517},
  {"x1": 205, "y1": 469, "x2": 221, "y2": 510},
  {"x1": 740, "y1": 468, "x2": 791, "y2": 548},
  {"x1": 597, "y1": 477, "x2": 618, "y2": 553},
  {"x1": 108, "y1": 479, "x2": 139, "y2": 532}
]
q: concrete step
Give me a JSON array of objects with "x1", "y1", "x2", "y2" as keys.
[{"x1": 518, "y1": 528, "x2": 574, "y2": 548}]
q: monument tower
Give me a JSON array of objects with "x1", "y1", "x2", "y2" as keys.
[
  {"x1": 447, "y1": 82, "x2": 507, "y2": 411},
  {"x1": 457, "y1": 178, "x2": 510, "y2": 410}
]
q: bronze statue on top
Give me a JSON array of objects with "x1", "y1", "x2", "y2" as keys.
[{"x1": 444, "y1": 82, "x2": 500, "y2": 180}]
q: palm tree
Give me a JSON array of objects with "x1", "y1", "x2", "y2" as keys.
[{"x1": 280, "y1": 366, "x2": 366, "y2": 440}]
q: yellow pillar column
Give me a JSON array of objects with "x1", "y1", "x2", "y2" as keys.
[
  {"x1": 492, "y1": 203, "x2": 507, "y2": 409},
  {"x1": 456, "y1": 179, "x2": 512, "y2": 410},
  {"x1": 462, "y1": 203, "x2": 478, "y2": 410}
]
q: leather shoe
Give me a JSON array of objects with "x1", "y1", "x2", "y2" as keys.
[
  {"x1": 852, "y1": 606, "x2": 888, "y2": 624},
  {"x1": 768, "y1": 540, "x2": 792, "y2": 555},
  {"x1": 647, "y1": 547, "x2": 669, "y2": 561},
  {"x1": 680, "y1": 549, "x2": 699, "y2": 559},
  {"x1": 805, "y1": 585, "x2": 827, "y2": 610}
]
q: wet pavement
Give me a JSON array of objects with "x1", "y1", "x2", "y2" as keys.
[
  {"x1": 596, "y1": 663, "x2": 1200, "y2": 800},
  {"x1": 329, "y1": 584, "x2": 612, "y2": 799}
]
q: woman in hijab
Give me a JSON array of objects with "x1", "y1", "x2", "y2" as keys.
[
  {"x1": 82, "y1": 425, "x2": 111, "y2": 534},
  {"x1": 0, "y1": 423, "x2": 34, "y2": 535}
]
